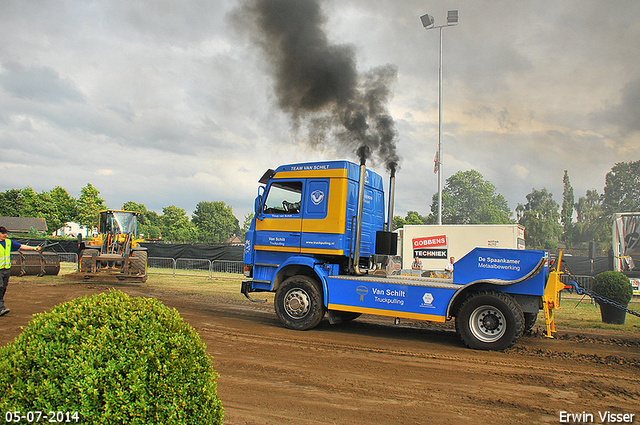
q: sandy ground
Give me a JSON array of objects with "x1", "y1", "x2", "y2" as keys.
[{"x1": 1, "y1": 279, "x2": 639, "y2": 425}]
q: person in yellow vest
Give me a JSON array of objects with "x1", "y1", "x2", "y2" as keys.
[{"x1": 0, "y1": 226, "x2": 41, "y2": 316}]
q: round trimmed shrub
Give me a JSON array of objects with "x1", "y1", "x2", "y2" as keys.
[
  {"x1": 592, "y1": 271, "x2": 633, "y2": 306},
  {"x1": 0, "y1": 290, "x2": 223, "y2": 424}
]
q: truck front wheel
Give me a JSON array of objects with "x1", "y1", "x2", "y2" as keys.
[
  {"x1": 275, "y1": 276, "x2": 325, "y2": 330},
  {"x1": 455, "y1": 290, "x2": 524, "y2": 351}
]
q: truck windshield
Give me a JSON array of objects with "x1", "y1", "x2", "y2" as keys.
[{"x1": 263, "y1": 181, "x2": 302, "y2": 214}]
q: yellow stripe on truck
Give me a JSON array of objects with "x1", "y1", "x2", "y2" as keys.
[
  {"x1": 328, "y1": 304, "x2": 448, "y2": 323},
  {"x1": 300, "y1": 247, "x2": 344, "y2": 255},
  {"x1": 254, "y1": 245, "x2": 301, "y2": 253}
]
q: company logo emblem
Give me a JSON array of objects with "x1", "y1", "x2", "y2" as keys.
[
  {"x1": 356, "y1": 286, "x2": 368, "y2": 301},
  {"x1": 310, "y1": 190, "x2": 325, "y2": 205},
  {"x1": 420, "y1": 292, "x2": 434, "y2": 308}
]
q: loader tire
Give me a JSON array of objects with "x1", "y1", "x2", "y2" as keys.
[
  {"x1": 80, "y1": 249, "x2": 99, "y2": 273},
  {"x1": 130, "y1": 250, "x2": 147, "y2": 276},
  {"x1": 455, "y1": 290, "x2": 524, "y2": 351},
  {"x1": 275, "y1": 275, "x2": 325, "y2": 330}
]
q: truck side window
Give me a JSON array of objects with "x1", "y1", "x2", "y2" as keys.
[{"x1": 263, "y1": 181, "x2": 303, "y2": 215}]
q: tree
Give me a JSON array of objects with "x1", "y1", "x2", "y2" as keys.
[
  {"x1": 240, "y1": 213, "x2": 254, "y2": 239},
  {"x1": 430, "y1": 170, "x2": 511, "y2": 224},
  {"x1": 18, "y1": 187, "x2": 62, "y2": 233},
  {"x1": 17, "y1": 187, "x2": 40, "y2": 218},
  {"x1": 192, "y1": 201, "x2": 240, "y2": 243},
  {"x1": 392, "y1": 211, "x2": 428, "y2": 229},
  {"x1": 392, "y1": 215, "x2": 407, "y2": 230},
  {"x1": 517, "y1": 188, "x2": 562, "y2": 249},
  {"x1": 34, "y1": 190, "x2": 63, "y2": 233},
  {"x1": 48, "y1": 186, "x2": 77, "y2": 224},
  {"x1": 602, "y1": 160, "x2": 640, "y2": 215},
  {"x1": 123, "y1": 201, "x2": 162, "y2": 239},
  {"x1": 574, "y1": 189, "x2": 610, "y2": 250},
  {"x1": 0, "y1": 189, "x2": 24, "y2": 216},
  {"x1": 77, "y1": 183, "x2": 106, "y2": 236},
  {"x1": 561, "y1": 170, "x2": 575, "y2": 248},
  {"x1": 161, "y1": 205, "x2": 197, "y2": 242}
]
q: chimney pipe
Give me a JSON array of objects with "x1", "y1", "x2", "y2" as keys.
[
  {"x1": 387, "y1": 169, "x2": 396, "y2": 232},
  {"x1": 352, "y1": 159, "x2": 367, "y2": 275}
]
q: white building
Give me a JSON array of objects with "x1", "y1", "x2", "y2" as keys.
[{"x1": 51, "y1": 222, "x2": 88, "y2": 237}]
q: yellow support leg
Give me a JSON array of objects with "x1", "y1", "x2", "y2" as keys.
[{"x1": 541, "y1": 252, "x2": 566, "y2": 338}]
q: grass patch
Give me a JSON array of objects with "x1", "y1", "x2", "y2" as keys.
[{"x1": 549, "y1": 294, "x2": 640, "y2": 332}]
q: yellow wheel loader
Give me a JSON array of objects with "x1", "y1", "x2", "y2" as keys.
[{"x1": 69, "y1": 210, "x2": 148, "y2": 282}]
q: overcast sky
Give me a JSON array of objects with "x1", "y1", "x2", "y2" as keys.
[{"x1": 1, "y1": 0, "x2": 639, "y2": 224}]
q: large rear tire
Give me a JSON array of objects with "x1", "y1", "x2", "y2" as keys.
[
  {"x1": 130, "y1": 250, "x2": 147, "y2": 276},
  {"x1": 274, "y1": 275, "x2": 325, "y2": 330},
  {"x1": 455, "y1": 290, "x2": 524, "y2": 351}
]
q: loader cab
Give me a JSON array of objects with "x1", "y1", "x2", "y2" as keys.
[{"x1": 98, "y1": 210, "x2": 144, "y2": 237}]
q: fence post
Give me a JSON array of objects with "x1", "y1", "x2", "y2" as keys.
[{"x1": 172, "y1": 258, "x2": 177, "y2": 278}]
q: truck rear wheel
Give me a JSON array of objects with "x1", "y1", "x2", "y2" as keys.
[
  {"x1": 455, "y1": 290, "x2": 524, "y2": 351},
  {"x1": 275, "y1": 275, "x2": 325, "y2": 330}
]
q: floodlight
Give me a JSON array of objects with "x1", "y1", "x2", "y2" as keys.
[
  {"x1": 420, "y1": 14, "x2": 434, "y2": 29},
  {"x1": 447, "y1": 10, "x2": 459, "y2": 25}
]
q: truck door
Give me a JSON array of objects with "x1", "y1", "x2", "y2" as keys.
[{"x1": 255, "y1": 179, "x2": 303, "y2": 253}]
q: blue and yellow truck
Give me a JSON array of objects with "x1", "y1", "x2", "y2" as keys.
[{"x1": 242, "y1": 160, "x2": 565, "y2": 350}]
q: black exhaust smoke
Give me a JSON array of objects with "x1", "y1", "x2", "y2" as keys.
[{"x1": 233, "y1": 0, "x2": 400, "y2": 173}]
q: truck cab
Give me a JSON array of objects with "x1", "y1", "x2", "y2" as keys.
[{"x1": 243, "y1": 160, "x2": 387, "y2": 292}]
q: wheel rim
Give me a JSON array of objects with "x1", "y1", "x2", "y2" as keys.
[
  {"x1": 283, "y1": 288, "x2": 311, "y2": 319},
  {"x1": 468, "y1": 305, "x2": 506, "y2": 343}
]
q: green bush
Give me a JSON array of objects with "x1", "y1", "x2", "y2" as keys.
[
  {"x1": 0, "y1": 290, "x2": 223, "y2": 424},
  {"x1": 592, "y1": 271, "x2": 633, "y2": 306}
]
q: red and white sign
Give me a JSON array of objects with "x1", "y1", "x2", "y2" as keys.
[{"x1": 413, "y1": 235, "x2": 447, "y2": 249}]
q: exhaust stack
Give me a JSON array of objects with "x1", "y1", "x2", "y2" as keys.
[
  {"x1": 387, "y1": 168, "x2": 396, "y2": 232},
  {"x1": 352, "y1": 159, "x2": 367, "y2": 275}
]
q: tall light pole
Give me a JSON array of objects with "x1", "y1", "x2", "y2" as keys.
[{"x1": 420, "y1": 10, "x2": 458, "y2": 225}]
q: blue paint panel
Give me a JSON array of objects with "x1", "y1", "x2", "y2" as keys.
[
  {"x1": 344, "y1": 180, "x2": 385, "y2": 259},
  {"x1": 301, "y1": 232, "x2": 346, "y2": 252},
  {"x1": 253, "y1": 265, "x2": 276, "y2": 283},
  {"x1": 254, "y1": 248, "x2": 297, "y2": 266},
  {"x1": 243, "y1": 229, "x2": 254, "y2": 265},
  {"x1": 254, "y1": 230, "x2": 300, "y2": 251},
  {"x1": 453, "y1": 248, "x2": 548, "y2": 295},
  {"x1": 326, "y1": 277, "x2": 457, "y2": 317}
]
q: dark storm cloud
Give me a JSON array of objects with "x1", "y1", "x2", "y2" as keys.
[
  {"x1": 594, "y1": 77, "x2": 640, "y2": 135},
  {"x1": 0, "y1": 62, "x2": 85, "y2": 104},
  {"x1": 232, "y1": 0, "x2": 400, "y2": 171}
]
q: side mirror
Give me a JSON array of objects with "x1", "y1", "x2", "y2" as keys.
[
  {"x1": 138, "y1": 213, "x2": 146, "y2": 225},
  {"x1": 255, "y1": 186, "x2": 265, "y2": 221}
]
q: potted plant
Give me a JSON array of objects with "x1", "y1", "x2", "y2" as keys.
[{"x1": 592, "y1": 271, "x2": 633, "y2": 324}]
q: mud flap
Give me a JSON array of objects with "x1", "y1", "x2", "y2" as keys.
[{"x1": 242, "y1": 281, "x2": 267, "y2": 303}]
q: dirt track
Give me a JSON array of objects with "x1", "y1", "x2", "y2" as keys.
[{"x1": 2, "y1": 280, "x2": 639, "y2": 425}]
